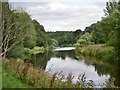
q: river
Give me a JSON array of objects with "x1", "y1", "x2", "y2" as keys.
[{"x1": 30, "y1": 47, "x2": 118, "y2": 87}]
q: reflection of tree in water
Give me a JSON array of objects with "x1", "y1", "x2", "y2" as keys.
[
  {"x1": 54, "y1": 50, "x2": 78, "y2": 60},
  {"x1": 93, "y1": 63, "x2": 112, "y2": 76},
  {"x1": 83, "y1": 58, "x2": 119, "y2": 87},
  {"x1": 82, "y1": 59, "x2": 115, "y2": 76},
  {"x1": 30, "y1": 51, "x2": 54, "y2": 69},
  {"x1": 84, "y1": 58, "x2": 117, "y2": 77},
  {"x1": 75, "y1": 51, "x2": 119, "y2": 86},
  {"x1": 114, "y1": 60, "x2": 120, "y2": 87},
  {"x1": 29, "y1": 49, "x2": 120, "y2": 87},
  {"x1": 30, "y1": 50, "x2": 77, "y2": 68},
  {"x1": 30, "y1": 50, "x2": 79, "y2": 68}
]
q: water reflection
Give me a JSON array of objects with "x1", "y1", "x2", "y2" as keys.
[
  {"x1": 30, "y1": 51, "x2": 53, "y2": 68},
  {"x1": 45, "y1": 56, "x2": 110, "y2": 85},
  {"x1": 30, "y1": 47, "x2": 119, "y2": 86}
]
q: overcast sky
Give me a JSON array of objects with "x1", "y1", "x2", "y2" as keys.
[{"x1": 9, "y1": 0, "x2": 109, "y2": 32}]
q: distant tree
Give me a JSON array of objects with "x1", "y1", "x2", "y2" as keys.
[
  {"x1": 84, "y1": 23, "x2": 96, "y2": 33},
  {"x1": 77, "y1": 32, "x2": 93, "y2": 46},
  {"x1": 74, "y1": 29, "x2": 83, "y2": 35}
]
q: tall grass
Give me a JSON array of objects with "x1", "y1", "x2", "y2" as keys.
[
  {"x1": 75, "y1": 44, "x2": 116, "y2": 61},
  {"x1": 2, "y1": 59, "x2": 116, "y2": 88}
]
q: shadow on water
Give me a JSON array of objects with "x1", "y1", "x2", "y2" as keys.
[
  {"x1": 29, "y1": 51, "x2": 53, "y2": 69},
  {"x1": 30, "y1": 50, "x2": 77, "y2": 68}
]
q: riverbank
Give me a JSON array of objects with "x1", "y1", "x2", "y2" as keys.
[
  {"x1": 3, "y1": 58, "x2": 114, "y2": 88},
  {"x1": 2, "y1": 58, "x2": 116, "y2": 88},
  {"x1": 3, "y1": 67, "x2": 33, "y2": 88},
  {"x1": 75, "y1": 44, "x2": 116, "y2": 61}
]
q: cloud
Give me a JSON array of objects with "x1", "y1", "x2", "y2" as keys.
[{"x1": 11, "y1": 1, "x2": 106, "y2": 31}]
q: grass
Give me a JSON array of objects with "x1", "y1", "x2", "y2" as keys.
[
  {"x1": 2, "y1": 59, "x2": 94, "y2": 88},
  {"x1": 0, "y1": 59, "x2": 2, "y2": 89},
  {"x1": 2, "y1": 58, "x2": 116, "y2": 88},
  {"x1": 75, "y1": 44, "x2": 116, "y2": 61},
  {"x1": 2, "y1": 67, "x2": 33, "y2": 88}
]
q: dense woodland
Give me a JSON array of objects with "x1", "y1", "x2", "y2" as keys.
[
  {"x1": 1, "y1": 2, "x2": 58, "y2": 59},
  {"x1": 47, "y1": 30, "x2": 83, "y2": 46},
  {"x1": 1, "y1": 0, "x2": 120, "y2": 88},
  {"x1": 1, "y1": 1, "x2": 120, "y2": 59}
]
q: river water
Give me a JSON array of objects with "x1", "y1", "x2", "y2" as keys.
[{"x1": 30, "y1": 47, "x2": 118, "y2": 87}]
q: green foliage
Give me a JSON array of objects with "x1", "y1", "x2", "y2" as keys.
[
  {"x1": 95, "y1": 10, "x2": 119, "y2": 45},
  {"x1": 77, "y1": 33, "x2": 93, "y2": 46},
  {"x1": 2, "y1": 67, "x2": 32, "y2": 88},
  {"x1": 50, "y1": 39, "x2": 58, "y2": 48},
  {"x1": 3, "y1": 59, "x2": 116, "y2": 88},
  {"x1": 24, "y1": 46, "x2": 45, "y2": 55},
  {"x1": 32, "y1": 19, "x2": 50, "y2": 48},
  {"x1": 2, "y1": 1, "x2": 53, "y2": 58},
  {"x1": 23, "y1": 21, "x2": 36, "y2": 49},
  {"x1": 48, "y1": 30, "x2": 83, "y2": 47},
  {"x1": 8, "y1": 44, "x2": 25, "y2": 59},
  {"x1": 81, "y1": 1, "x2": 120, "y2": 47},
  {"x1": 104, "y1": 0, "x2": 118, "y2": 16},
  {"x1": 75, "y1": 45, "x2": 115, "y2": 61}
]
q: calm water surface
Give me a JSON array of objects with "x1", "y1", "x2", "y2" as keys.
[{"x1": 30, "y1": 47, "x2": 119, "y2": 87}]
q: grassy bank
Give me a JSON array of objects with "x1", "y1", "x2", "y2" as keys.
[
  {"x1": 2, "y1": 59, "x2": 101, "y2": 88},
  {"x1": 2, "y1": 68, "x2": 33, "y2": 88},
  {"x1": 2, "y1": 58, "x2": 116, "y2": 88},
  {"x1": 75, "y1": 44, "x2": 116, "y2": 61}
]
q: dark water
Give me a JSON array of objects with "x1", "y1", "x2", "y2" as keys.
[{"x1": 30, "y1": 47, "x2": 119, "y2": 87}]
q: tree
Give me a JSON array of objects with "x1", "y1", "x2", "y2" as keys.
[
  {"x1": 84, "y1": 23, "x2": 96, "y2": 33},
  {"x1": 32, "y1": 19, "x2": 49, "y2": 47},
  {"x1": 77, "y1": 32, "x2": 93, "y2": 46},
  {"x1": 0, "y1": 1, "x2": 2, "y2": 55},
  {"x1": 1, "y1": 2, "x2": 37, "y2": 58},
  {"x1": 104, "y1": 0, "x2": 118, "y2": 16},
  {"x1": 1, "y1": 2, "x2": 13, "y2": 58}
]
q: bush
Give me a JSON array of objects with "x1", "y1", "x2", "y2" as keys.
[
  {"x1": 8, "y1": 45, "x2": 25, "y2": 59},
  {"x1": 24, "y1": 46, "x2": 45, "y2": 55}
]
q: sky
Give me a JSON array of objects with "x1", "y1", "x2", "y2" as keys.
[{"x1": 9, "y1": 0, "x2": 109, "y2": 32}]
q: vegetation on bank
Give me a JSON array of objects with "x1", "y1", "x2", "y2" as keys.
[
  {"x1": 1, "y1": 0, "x2": 120, "y2": 88},
  {"x1": 1, "y1": 2, "x2": 57, "y2": 59},
  {"x1": 8, "y1": 46, "x2": 45, "y2": 60},
  {"x1": 47, "y1": 30, "x2": 83, "y2": 47},
  {"x1": 75, "y1": 1, "x2": 120, "y2": 63},
  {"x1": 3, "y1": 68, "x2": 33, "y2": 88},
  {"x1": 2, "y1": 59, "x2": 116, "y2": 88},
  {"x1": 75, "y1": 44, "x2": 116, "y2": 61}
]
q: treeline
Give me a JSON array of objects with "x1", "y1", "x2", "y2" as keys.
[
  {"x1": 76, "y1": 0, "x2": 120, "y2": 49},
  {"x1": 47, "y1": 1, "x2": 120, "y2": 48},
  {"x1": 47, "y1": 29, "x2": 84, "y2": 47},
  {"x1": 75, "y1": 0, "x2": 120, "y2": 62},
  {"x1": 1, "y1": 2, "x2": 55, "y2": 59}
]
